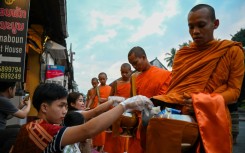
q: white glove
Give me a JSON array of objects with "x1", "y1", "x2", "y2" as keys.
[
  {"x1": 108, "y1": 96, "x2": 125, "y2": 106},
  {"x1": 120, "y1": 95, "x2": 153, "y2": 111}
]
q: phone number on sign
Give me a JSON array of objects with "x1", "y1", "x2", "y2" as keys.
[
  {"x1": 0, "y1": 73, "x2": 21, "y2": 80},
  {"x1": 0, "y1": 66, "x2": 21, "y2": 73}
]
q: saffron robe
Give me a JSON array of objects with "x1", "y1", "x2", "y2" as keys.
[
  {"x1": 87, "y1": 87, "x2": 97, "y2": 109},
  {"x1": 129, "y1": 66, "x2": 171, "y2": 153},
  {"x1": 92, "y1": 85, "x2": 111, "y2": 147},
  {"x1": 153, "y1": 40, "x2": 244, "y2": 153},
  {"x1": 104, "y1": 80, "x2": 131, "y2": 153}
]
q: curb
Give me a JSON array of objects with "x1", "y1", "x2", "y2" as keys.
[{"x1": 239, "y1": 118, "x2": 245, "y2": 121}]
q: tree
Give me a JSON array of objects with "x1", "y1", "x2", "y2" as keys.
[
  {"x1": 178, "y1": 41, "x2": 191, "y2": 48},
  {"x1": 231, "y1": 28, "x2": 245, "y2": 46},
  {"x1": 231, "y1": 28, "x2": 245, "y2": 103},
  {"x1": 164, "y1": 48, "x2": 176, "y2": 68},
  {"x1": 164, "y1": 41, "x2": 191, "y2": 68}
]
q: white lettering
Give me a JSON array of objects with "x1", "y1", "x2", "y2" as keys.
[{"x1": 4, "y1": 45, "x2": 22, "y2": 54}]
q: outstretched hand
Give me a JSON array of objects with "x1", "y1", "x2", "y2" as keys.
[
  {"x1": 120, "y1": 95, "x2": 153, "y2": 111},
  {"x1": 108, "y1": 96, "x2": 125, "y2": 106}
]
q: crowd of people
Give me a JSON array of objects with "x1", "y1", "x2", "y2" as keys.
[{"x1": 0, "y1": 3, "x2": 244, "y2": 153}]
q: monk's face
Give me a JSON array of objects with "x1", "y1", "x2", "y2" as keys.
[
  {"x1": 121, "y1": 66, "x2": 131, "y2": 81},
  {"x1": 91, "y1": 79, "x2": 98, "y2": 88},
  {"x1": 188, "y1": 7, "x2": 219, "y2": 46},
  {"x1": 98, "y1": 74, "x2": 107, "y2": 86},
  {"x1": 128, "y1": 53, "x2": 145, "y2": 72}
]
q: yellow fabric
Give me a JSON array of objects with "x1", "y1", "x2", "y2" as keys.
[{"x1": 27, "y1": 24, "x2": 44, "y2": 54}]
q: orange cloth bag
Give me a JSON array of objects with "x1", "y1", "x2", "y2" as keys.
[{"x1": 146, "y1": 117, "x2": 198, "y2": 153}]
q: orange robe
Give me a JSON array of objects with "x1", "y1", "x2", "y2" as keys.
[
  {"x1": 104, "y1": 81, "x2": 131, "y2": 153},
  {"x1": 153, "y1": 40, "x2": 244, "y2": 153},
  {"x1": 135, "y1": 66, "x2": 171, "y2": 97},
  {"x1": 87, "y1": 87, "x2": 97, "y2": 109},
  {"x1": 129, "y1": 66, "x2": 171, "y2": 153},
  {"x1": 92, "y1": 85, "x2": 111, "y2": 147}
]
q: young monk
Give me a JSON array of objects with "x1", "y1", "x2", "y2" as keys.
[
  {"x1": 127, "y1": 47, "x2": 172, "y2": 153},
  {"x1": 92, "y1": 72, "x2": 111, "y2": 152},
  {"x1": 150, "y1": 4, "x2": 244, "y2": 153},
  {"x1": 86, "y1": 77, "x2": 99, "y2": 109},
  {"x1": 103, "y1": 63, "x2": 132, "y2": 153},
  {"x1": 11, "y1": 83, "x2": 153, "y2": 153}
]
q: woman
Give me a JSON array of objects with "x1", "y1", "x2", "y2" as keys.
[{"x1": 64, "y1": 92, "x2": 92, "y2": 153}]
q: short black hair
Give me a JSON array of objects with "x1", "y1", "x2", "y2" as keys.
[
  {"x1": 128, "y1": 46, "x2": 147, "y2": 58},
  {"x1": 98, "y1": 72, "x2": 107, "y2": 78},
  {"x1": 91, "y1": 77, "x2": 98, "y2": 82},
  {"x1": 0, "y1": 81, "x2": 16, "y2": 92},
  {"x1": 64, "y1": 111, "x2": 85, "y2": 126},
  {"x1": 121, "y1": 63, "x2": 131, "y2": 70},
  {"x1": 190, "y1": 4, "x2": 216, "y2": 21},
  {"x1": 32, "y1": 83, "x2": 68, "y2": 111}
]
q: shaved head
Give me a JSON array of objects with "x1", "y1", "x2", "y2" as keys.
[
  {"x1": 121, "y1": 63, "x2": 131, "y2": 70},
  {"x1": 189, "y1": 4, "x2": 216, "y2": 21},
  {"x1": 128, "y1": 46, "x2": 147, "y2": 58}
]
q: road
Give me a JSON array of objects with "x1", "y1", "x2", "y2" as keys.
[{"x1": 233, "y1": 110, "x2": 245, "y2": 153}]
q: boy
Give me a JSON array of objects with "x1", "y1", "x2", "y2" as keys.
[
  {"x1": 86, "y1": 77, "x2": 99, "y2": 109},
  {"x1": 93, "y1": 72, "x2": 111, "y2": 152}
]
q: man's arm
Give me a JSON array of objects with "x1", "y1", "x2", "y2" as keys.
[
  {"x1": 220, "y1": 46, "x2": 244, "y2": 104},
  {"x1": 81, "y1": 99, "x2": 113, "y2": 120},
  {"x1": 61, "y1": 95, "x2": 152, "y2": 146},
  {"x1": 13, "y1": 97, "x2": 31, "y2": 119},
  {"x1": 62, "y1": 100, "x2": 124, "y2": 146},
  {"x1": 109, "y1": 80, "x2": 117, "y2": 96},
  {"x1": 85, "y1": 89, "x2": 90, "y2": 108}
]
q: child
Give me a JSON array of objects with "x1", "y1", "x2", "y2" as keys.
[
  {"x1": 86, "y1": 78, "x2": 99, "y2": 109},
  {"x1": 93, "y1": 72, "x2": 111, "y2": 152}
]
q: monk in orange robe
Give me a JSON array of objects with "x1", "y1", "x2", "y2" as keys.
[
  {"x1": 86, "y1": 77, "x2": 99, "y2": 109},
  {"x1": 127, "y1": 46, "x2": 171, "y2": 153},
  {"x1": 92, "y1": 72, "x2": 112, "y2": 152},
  {"x1": 103, "y1": 63, "x2": 132, "y2": 153},
  {"x1": 151, "y1": 4, "x2": 244, "y2": 153}
]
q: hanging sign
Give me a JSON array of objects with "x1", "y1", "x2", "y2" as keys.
[{"x1": 0, "y1": 0, "x2": 30, "y2": 81}]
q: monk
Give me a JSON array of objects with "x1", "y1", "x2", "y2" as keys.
[
  {"x1": 127, "y1": 46, "x2": 171, "y2": 153},
  {"x1": 150, "y1": 4, "x2": 244, "y2": 153},
  {"x1": 92, "y1": 72, "x2": 112, "y2": 152},
  {"x1": 103, "y1": 63, "x2": 132, "y2": 153},
  {"x1": 86, "y1": 77, "x2": 99, "y2": 109}
]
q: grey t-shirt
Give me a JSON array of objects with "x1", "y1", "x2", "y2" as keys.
[{"x1": 0, "y1": 96, "x2": 18, "y2": 129}]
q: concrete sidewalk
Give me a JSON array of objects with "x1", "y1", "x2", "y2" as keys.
[{"x1": 238, "y1": 107, "x2": 245, "y2": 121}]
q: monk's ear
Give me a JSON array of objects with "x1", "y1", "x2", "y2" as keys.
[{"x1": 213, "y1": 19, "x2": 219, "y2": 29}]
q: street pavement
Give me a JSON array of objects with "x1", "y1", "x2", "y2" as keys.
[{"x1": 233, "y1": 108, "x2": 245, "y2": 153}]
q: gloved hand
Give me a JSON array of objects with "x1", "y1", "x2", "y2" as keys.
[
  {"x1": 120, "y1": 95, "x2": 153, "y2": 111},
  {"x1": 108, "y1": 96, "x2": 125, "y2": 106}
]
